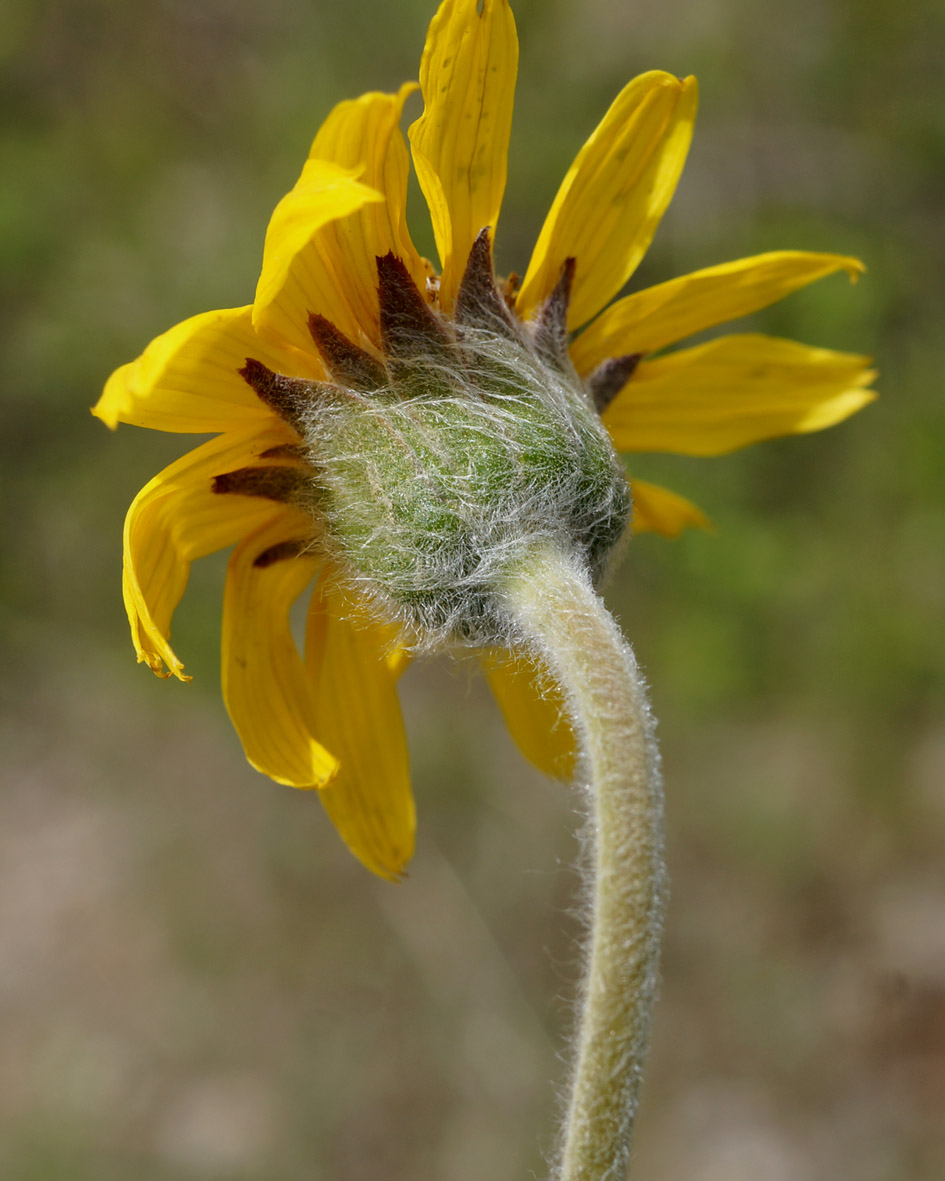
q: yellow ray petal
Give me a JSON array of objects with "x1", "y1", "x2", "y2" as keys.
[
  {"x1": 306, "y1": 579, "x2": 414, "y2": 879},
  {"x1": 409, "y1": 0, "x2": 518, "y2": 312},
  {"x1": 222, "y1": 514, "x2": 337, "y2": 789},
  {"x1": 385, "y1": 644, "x2": 412, "y2": 678},
  {"x1": 629, "y1": 478, "x2": 712, "y2": 538},
  {"x1": 123, "y1": 422, "x2": 304, "y2": 680},
  {"x1": 94, "y1": 306, "x2": 323, "y2": 434},
  {"x1": 604, "y1": 333, "x2": 877, "y2": 456},
  {"x1": 483, "y1": 651, "x2": 576, "y2": 781},
  {"x1": 369, "y1": 619, "x2": 412, "y2": 678},
  {"x1": 517, "y1": 71, "x2": 698, "y2": 332},
  {"x1": 308, "y1": 83, "x2": 427, "y2": 340},
  {"x1": 572, "y1": 251, "x2": 865, "y2": 374},
  {"x1": 253, "y1": 159, "x2": 385, "y2": 355}
]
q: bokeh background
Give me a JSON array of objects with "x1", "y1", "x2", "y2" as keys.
[{"x1": 3, "y1": 0, "x2": 944, "y2": 1177}]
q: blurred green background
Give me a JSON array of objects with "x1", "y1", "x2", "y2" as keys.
[{"x1": 2, "y1": 0, "x2": 944, "y2": 1177}]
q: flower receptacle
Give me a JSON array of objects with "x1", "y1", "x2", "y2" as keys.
[{"x1": 296, "y1": 242, "x2": 632, "y2": 650}]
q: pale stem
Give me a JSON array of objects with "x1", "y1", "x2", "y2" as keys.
[{"x1": 503, "y1": 544, "x2": 665, "y2": 1181}]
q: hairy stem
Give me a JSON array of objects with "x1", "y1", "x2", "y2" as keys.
[{"x1": 503, "y1": 545, "x2": 665, "y2": 1181}]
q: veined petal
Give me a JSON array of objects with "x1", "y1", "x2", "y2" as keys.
[
  {"x1": 483, "y1": 651, "x2": 576, "y2": 781},
  {"x1": 306, "y1": 579, "x2": 414, "y2": 880},
  {"x1": 409, "y1": 0, "x2": 518, "y2": 312},
  {"x1": 222, "y1": 514, "x2": 337, "y2": 789},
  {"x1": 517, "y1": 71, "x2": 698, "y2": 332},
  {"x1": 630, "y1": 478, "x2": 711, "y2": 537},
  {"x1": 308, "y1": 83, "x2": 427, "y2": 340},
  {"x1": 94, "y1": 306, "x2": 323, "y2": 434},
  {"x1": 571, "y1": 251, "x2": 865, "y2": 374},
  {"x1": 253, "y1": 159, "x2": 385, "y2": 355},
  {"x1": 604, "y1": 333, "x2": 877, "y2": 456},
  {"x1": 123, "y1": 422, "x2": 304, "y2": 680}
]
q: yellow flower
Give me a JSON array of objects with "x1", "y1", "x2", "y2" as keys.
[{"x1": 94, "y1": 0, "x2": 874, "y2": 879}]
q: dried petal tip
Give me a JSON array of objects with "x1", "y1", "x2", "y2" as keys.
[
  {"x1": 212, "y1": 465, "x2": 312, "y2": 505},
  {"x1": 588, "y1": 353, "x2": 642, "y2": 414},
  {"x1": 260, "y1": 443, "x2": 307, "y2": 461},
  {"x1": 252, "y1": 539, "x2": 309, "y2": 569},
  {"x1": 455, "y1": 228, "x2": 520, "y2": 340},
  {"x1": 532, "y1": 258, "x2": 576, "y2": 370},
  {"x1": 377, "y1": 252, "x2": 453, "y2": 365},
  {"x1": 308, "y1": 314, "x2": 389, "y2": 392},
  {"x1": 239, "y1": 359, "x2": 322, "y2": 433}
]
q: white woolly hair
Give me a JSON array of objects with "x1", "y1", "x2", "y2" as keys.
[{"x1": 298, "y1": 320, "x2": 631, "y2": 655}]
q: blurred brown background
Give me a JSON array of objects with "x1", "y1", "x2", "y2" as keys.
[{"x1": 2, "y1": 0, "x2": 944, "y2": 1177}]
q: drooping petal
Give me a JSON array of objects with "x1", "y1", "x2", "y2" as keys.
[
  {"x1": 253, "y1": 159, "x2": 385, "y2": 355},
  {"x1": 629, "y1": 478, "x2": 712, "y2": 537},
  {"x1": 94, "y1": 306, "x2": 323, "y2": 434},
  {"x1": 603, "y1": 334, "x2": 877, "y2": 456},
  {"x1": 483, "y1": 651, "x2": 576, "y2": 781},
  {"x1": 306, "y1": 578, "x2": 414, "y2": 879},
  {"x1": 123, "y1": 423, "x2": 304, "y2": 680},
  {"x1": 222, "y1": 514, "x2": 337, "y2": 789},
  {"x1": 517, "y1": 71, "x2": 698, "y2": 332},
  {"x1": 571, "y1": 251, "x2": 865, "y2": 374},
  {"x1": 307, "y1": 83, "x2": 427, "y2": 341},
  {"x1": 409, "y1": 0, "x2": 518, "y2": 311}
]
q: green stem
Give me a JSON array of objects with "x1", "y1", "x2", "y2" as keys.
[{"x1": 503, "y1": 544, "x2": 665, "y2": 1181}]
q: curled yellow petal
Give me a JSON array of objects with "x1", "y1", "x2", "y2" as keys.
[
  {"x1": 571, "y1": 251, "x2": 865, "y2": 374},
  {"x1": 253, "y1": 159, "x2": 385, "y2": 355},
  {"x1": 308, "y1": 83, "x2": 427, "y2": 342},
  {"x1": 409, "y1": 0, "x2": 518, "y2": 311},
  {"x1": 483, "y1": 651, "x2": 576, "y2": 781},
  {"x1": 94, "y1": 306, "x2": 322, "y2": 434},
  {"x1": 306, "y1": 579, "x2": 414, "y2": 879},
  {"x1": 222, "y1": 514, "x2": 337, "y2": 789},
  {"x1": 629, "y1": 478, "x2": 712, "y2": 538},
  {"x1": 123, "y1": 423, "x2": 303, "y2": 680},
  {"x1": 517, "y1": 71, "x2": 698, "y2": 331},
  {"x1": 604, "y1": 333, "x2": 877, "y2": 456}
]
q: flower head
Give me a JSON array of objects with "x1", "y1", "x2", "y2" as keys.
[{"x1": 95, "y1": 0, "x2": 874, "y2": 878}]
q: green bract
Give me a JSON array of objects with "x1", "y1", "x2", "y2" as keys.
[{"x1": 308, "y1": 327, "x2": 631, "y2": 647}]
